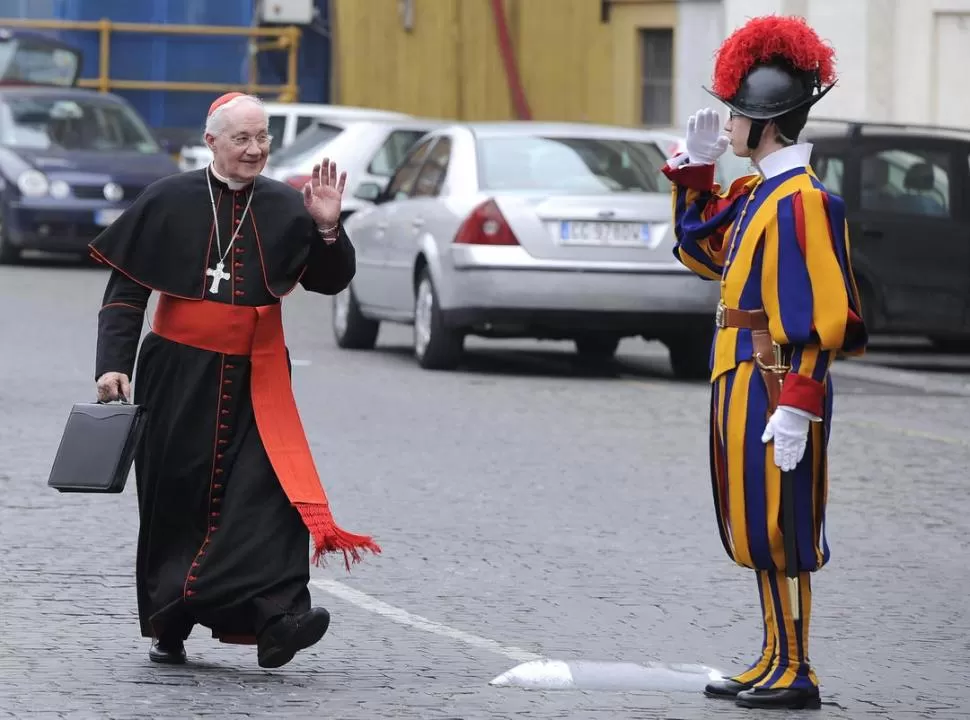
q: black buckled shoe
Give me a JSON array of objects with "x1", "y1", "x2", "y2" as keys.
[
  {"x1": 735, "y1": 686, "x2": 822, "y2": 710},
  {"x1": 148, "y1": 638, "x2": 187, "y2": 664},
  {"x1": 257, "y1": 607, "x2": 331, "y2": 669},
  {"x1": 704, "y1": 678, "x2": 752, "y2": 698}
]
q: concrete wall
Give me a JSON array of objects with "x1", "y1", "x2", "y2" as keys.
[{"x1": 722, "y1": 0, "x2": 970, "y2": 127}]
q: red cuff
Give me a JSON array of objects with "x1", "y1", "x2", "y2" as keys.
[
  {"x1": 778, "y1": 373, "x2": 825, "y2": 417},
  {"x1": 661, "y1": 159, "x2": 716, "y2": 192}
]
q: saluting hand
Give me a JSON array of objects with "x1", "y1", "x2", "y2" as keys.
[
  {"x1": 686, "y1": 107, "x2": 729, "y2": 165},
  {"x1": 303, "y1": 158, "x2": 347, "y2": 240}
]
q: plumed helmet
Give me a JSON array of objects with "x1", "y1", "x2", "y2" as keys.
[{"x1": 705, "y1": 15, "x2": 837, "y2": 120}]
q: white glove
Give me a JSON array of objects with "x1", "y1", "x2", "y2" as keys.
[
  {"x1": 761, "y1": 406, "x2": 811, "y2": 472},
  {"x1": 685, "y1": 108, "x2": 729, "y2": 165}
]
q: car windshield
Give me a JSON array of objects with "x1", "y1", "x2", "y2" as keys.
[
  {"x1": 477, "y1": 135, "x2": 669, "y2": 193},
  {"x1": 716, "y1": 152, "x2": 757, "y2": 186},
  {"x1": 267, "y1": 121, "x2": 343, "y2": 167},
  {"x1": 0, "y1": 95, "x2": 159, "y2": 152}
]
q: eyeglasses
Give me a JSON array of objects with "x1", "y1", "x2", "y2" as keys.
[{"x1": 228, "y1": 133, "x2": 272, "y2": 148}]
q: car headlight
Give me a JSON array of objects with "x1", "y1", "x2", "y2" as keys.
[
  {"x1": 17, "y1": 169, "x2": 49, "y2": 197},
  {"x1": 50, "y1": 179, "x2": 70, "y2": 199}
]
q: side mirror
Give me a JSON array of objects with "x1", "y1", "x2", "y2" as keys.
[{"x1": 354, "y1": 181, "x2": 383, "y2": 202}]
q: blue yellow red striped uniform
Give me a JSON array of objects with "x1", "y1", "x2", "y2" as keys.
[{"x1": 663, "y1": 147, "x2": 867, "y2": 691}]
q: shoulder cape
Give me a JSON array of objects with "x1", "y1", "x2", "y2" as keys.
[{"x1": 89, "y1": 169, "x2": 316, "y2": 299}]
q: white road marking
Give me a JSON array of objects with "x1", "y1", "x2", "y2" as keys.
[
  {"x1": 310, "y1": 578, "x2": 726, "y2": 693},
  {"x1": 291, "y1": 359, "x2": 312, "y2": 367},
  {"x1": 490, "y1": 659, "x2": 723, "y2": 692},
  {"x1": 309, "y1": 578, "x2": 542, "y2": 663}
]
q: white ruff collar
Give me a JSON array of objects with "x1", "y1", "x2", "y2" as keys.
[
  {"x1": 209, "y1": 163, "x2": 250, "y2": 191},
  {"x1": 755, "y1": 143, "x2": 813, "y2": 179}
]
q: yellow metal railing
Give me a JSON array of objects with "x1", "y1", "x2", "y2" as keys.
[{"x1": 0, "y1": 17, "x2": 301, "y2": 101}]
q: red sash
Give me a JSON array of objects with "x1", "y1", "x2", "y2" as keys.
[{"x1": 152, "y1": 295, "x2": 380, "y2": 569}]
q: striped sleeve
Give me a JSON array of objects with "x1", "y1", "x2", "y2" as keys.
[
  {"x1": 761, "y1": 187, "x2": 867, "y2": 417},
  {"x1": 662, "y1": 154, "x2": 757, "y2": 281}
]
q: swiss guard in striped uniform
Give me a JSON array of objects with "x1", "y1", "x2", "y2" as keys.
[{"x1": 661, "y1": 16, "x2": 868, "y2": 710}]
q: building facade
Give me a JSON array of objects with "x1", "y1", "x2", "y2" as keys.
[
  {"x1": 330, "y1": 0, "x2": 721, "y2": 129},
  {"x1": 329, "y1": 0, "x2": 970, "y2": 131},
  {"x1": 723, "y1": 0, "x2": 970, "y2": 128}
]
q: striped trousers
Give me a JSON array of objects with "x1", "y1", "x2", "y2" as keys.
[{"x1": 709, "y1": 360, "x2": 834, "y2": 690}]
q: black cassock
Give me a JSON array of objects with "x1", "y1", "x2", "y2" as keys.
[{"x1": 91, "y1": 167, "x2": 355, "y2": 645}]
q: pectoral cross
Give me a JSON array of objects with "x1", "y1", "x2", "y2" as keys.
[{"x1": 206, "y1": 261, "x2": 230, "y2": 294}]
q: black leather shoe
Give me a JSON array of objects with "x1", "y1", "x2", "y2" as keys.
[
  {"x1": 704, "y1": 678, "x2": 752, "y2": 698},
  {"x1": 735, "y1": 686, "x2": 822, "y2": 710},
  {"x1": 148, "y1": 639, "x2": 186, "y2": 664},
  {"x1": 257, "y1": 607, "x2": 330, "y2": 669}
]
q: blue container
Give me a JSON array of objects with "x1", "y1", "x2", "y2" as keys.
[
  {"x1": 4, "y1": 0, "x2": 334, "y2": 130},
  {"x1": 53, "y1": 0, "x2": 255, "y2": 129}
]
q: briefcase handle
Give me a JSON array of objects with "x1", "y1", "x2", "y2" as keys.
[{"x1": 98, "y1": 395, "x2": 130, "y2": 405}]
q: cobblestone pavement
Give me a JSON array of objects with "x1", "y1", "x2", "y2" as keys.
[{"x1": 1, "y1": 261, "x2": 968, "y2": 719}]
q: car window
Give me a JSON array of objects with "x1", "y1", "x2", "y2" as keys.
[
  {"x1": 859, "y1": 147, "x2": 950, "y2": 217},
  {"x1": 295, "y1": 115, "x2": 316, "y2": 136},
  {"x1": 368, "y1": 129, "x2": 428, "y2": 176},
  {"x1": 267, "y1": 115, "x2": 286, "y2": 153},
  {"x1": 477, "y1": 135, "x2": 668, "y2": 193},
  {"x1": 0, "y1": 95, "x2": 159, "y2": 152},
  {"x1": 266, "y1": 121, "x2": 343, "y2": 167},
  {"x1": 813, "y1": 153, "x2": 844, "y2": 195},
  {"x1": 385, "y1": 137, "x2": 436, "y2": 199},
  {"x1": 411, "y1": 137, "x2": 451, "y2": 197}
]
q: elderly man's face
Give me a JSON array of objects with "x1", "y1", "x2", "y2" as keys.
[{"x1": 206, "y1": 101, "x2": 270, "y2": 183}]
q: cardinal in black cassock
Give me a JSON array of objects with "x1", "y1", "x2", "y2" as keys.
[{"x1": 90, "y1": 92, "x2": 381, "y2": 668}]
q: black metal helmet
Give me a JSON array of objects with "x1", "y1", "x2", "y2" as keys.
[
  {"x1": 708, "y1": 57, "x2": 834, "y2": 121},
  {"x1": 704, "y1": 15, "x2": 837, "y2": 148}
]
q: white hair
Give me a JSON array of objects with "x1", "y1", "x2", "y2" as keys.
[{"x1": 203, "y1": 94, "x2": 268, "y2": 139}]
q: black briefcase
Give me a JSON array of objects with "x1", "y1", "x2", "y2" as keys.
[{"x1": 47, "y1": 399, "x2": 146, "y2": 493}]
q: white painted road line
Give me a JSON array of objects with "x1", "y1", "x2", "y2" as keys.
[
  {"x1": 490, "y1": 659, "x2": 724, "y2": 692},
  {"x1": 309, "y1": 578, "x2": 543, "y2": 663},
  {"x1": 311, "y1": 578, "x2": 726, "y2": 693}
]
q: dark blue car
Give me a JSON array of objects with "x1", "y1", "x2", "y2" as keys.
[{"x1": 0, "y1": 86, "x2": 180, "y2": 263}]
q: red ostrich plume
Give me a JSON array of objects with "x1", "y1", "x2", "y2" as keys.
[{"x1": 711, "y1": 15, "x2": 837, "y2": 99}]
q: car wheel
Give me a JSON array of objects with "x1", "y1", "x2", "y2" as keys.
[
  {"x1": 332, "y1": 286, "x2": 379, "y2": 350},
  {"x1": 666, "y1": 330, "x2": 713, "y2": 381},
  {"x1": 574, "y1": 335, "x2": 620, "y2": 362},
  {"x1": 413, "y1": 269, "x2": 463, "y2": 370},
  {"x1": 0, "y1": 219, "x2": 20, "y2": 265}
]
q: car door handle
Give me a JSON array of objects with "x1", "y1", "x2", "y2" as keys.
[
  {"x1": 376, "y1": 222, "x2": 388, "y2": 231},
  {"x1": 412, "y1": 218, "x2": 425, "y2": 229},
  {"x1": 860, "y1": 224, "x2": 883, "y2": 238}
]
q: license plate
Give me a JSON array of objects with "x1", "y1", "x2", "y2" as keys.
[
  {"x1": 95, "y1": 208, "x2": 124, "y2": 227},
  {"x1": 560, "y1": 221, "x2": 649, "y2": 246}
]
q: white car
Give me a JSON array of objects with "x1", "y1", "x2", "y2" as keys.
[
  {"x1": 335, "y1": 121, "x2": 722, "y2": 377},
  {"x1": 177, "y1": 102, "x2": 412, "y2": 172},
  {"x1": 263, "y1": 117, "x2": 444, "y2": 217}
]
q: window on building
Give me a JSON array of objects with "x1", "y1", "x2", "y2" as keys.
[{"x1": 639, "y1": 28, "x2": 673, "y2": 127}]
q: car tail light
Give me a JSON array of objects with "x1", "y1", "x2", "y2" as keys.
[
  {"x1": 453, "y1": 199, "x2": 519, "y2": 246},
  {"x1": 285, "y1": 174, "x2": 312, "y2": 190}
]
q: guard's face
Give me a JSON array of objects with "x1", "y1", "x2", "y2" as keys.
[
  {"x1": 206, "y1": 103, "x2": 270, "y2": 182},
  {"x1": 724, "y1": 112, "x2": 753, "y2": 158}
]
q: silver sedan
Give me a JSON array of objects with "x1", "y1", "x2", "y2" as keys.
[{"x1": 335, "y1": 122, "x2": 720, "y2": 377}]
